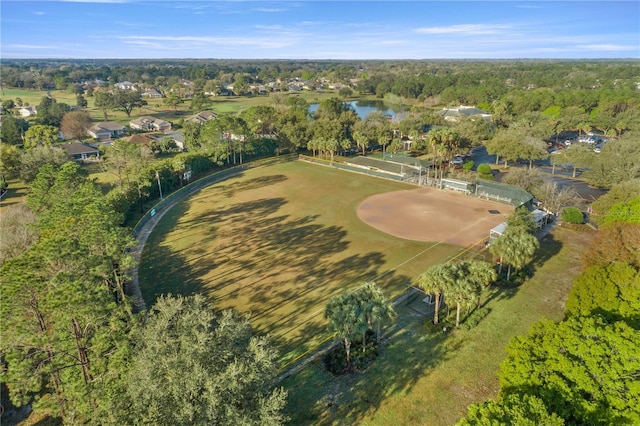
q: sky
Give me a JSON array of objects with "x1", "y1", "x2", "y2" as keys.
[{"x1": 1, "y1": 1, "x2": 639, "y2": 60}]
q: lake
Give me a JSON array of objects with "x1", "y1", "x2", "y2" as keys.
[{"x1": 308, "y1": 100, "x2": 409, "y2": 121}]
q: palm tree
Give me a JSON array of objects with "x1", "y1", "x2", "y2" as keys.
[
  {"x1": 491, "y1": 229, "x2": 539, "y2": 281},
  {"x1": 428, "y1": 127, "x2": 461, "y2": 180},
  {"x1": 325, "y1": 292, "x2": 360, "y2": 366},
  {"x1": 417, "y1": 263, "x2": 455, "y2": 325},
  {"x1": 355, "y1": 282, "x2": 396, "y2": 345},
  {"x1": 447, "y1": 278, "x2": 477, "y2": 328},
  {"x1": 458, "y1": 260, "x2": 498, "y2": 309},
  {"x1": 438, "y1": 260, "x2": 496, "y2": 328}
]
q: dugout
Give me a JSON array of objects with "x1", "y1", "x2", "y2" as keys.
[
  {"x1": 489, "y1": 221, "x2": 507, "y2": 244},
  {"x1": 475, "y1": 180, "x2": 534, "y2": 208},
  {"x1": 440, "y1": 178, "x2": 473, "y2": 194}
]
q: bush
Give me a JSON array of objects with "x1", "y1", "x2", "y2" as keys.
[
  {"x1": 477, "y1": 163, "x2": 492, "y2": 174},
  {"x1": 562, "y1": 207, "x2": 584, "y2": 224},
  {"x1": 477, "y1": 163, "x2": 494, "y2": 180},
  {"x1": 462, "y1": 160, "x2": 475, "y2": 171}
]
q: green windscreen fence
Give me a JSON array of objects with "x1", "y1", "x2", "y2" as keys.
[{"x1": 475, "y1": 180, "x2": 534, "y2": 208}]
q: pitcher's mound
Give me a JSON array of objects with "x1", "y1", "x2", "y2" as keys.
[{"x1": 357, "y1": 187, "x2": 513, "y2": 246}]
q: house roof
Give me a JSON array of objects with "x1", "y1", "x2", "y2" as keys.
[
  {"x1": 61, "y1": 141, "x2": 99, "y2": 155},
  {"x1": 126, "y1": 134, "x2": 154, "y2": 146},
  {"x1": 130, "y1": 116, "x2": 169, "y2": 127},
  {"x1": 187, "y1": 110, "x2": 217, "y2": 123},
  {"x1": 163, "y1": 131, "x2": 184, "y2": 143},
  {"x1": 438, "y1": 106, "x2": 490, "y2": 118},
  {"x1": 95, "y1": 121, "x2": 124, "y2": 131}
]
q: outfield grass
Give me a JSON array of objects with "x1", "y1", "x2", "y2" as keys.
[
  {"x1": 138, "y1": 161, "x2": 464, "y2": 363},
  {"x1": 282, "y1": 225, "x2": 595, "y2": 425}
]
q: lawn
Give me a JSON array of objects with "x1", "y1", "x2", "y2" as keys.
[
  {"x1": 0, "y1": 178, "x2": 29, "y2": 210},
  {"x1": 2, "y1": 88, "x2": 343, "y2": 126},
  {"x1": 138, "y1": 161, "x2": 464, "y2": 363},
  {"x1": 282, "y1": 225, "x2": 595, "y2": 425}
]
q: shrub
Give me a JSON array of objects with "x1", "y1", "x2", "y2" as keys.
[
  {"x1": 477, "y1": 163, "x2": 492, "y2": 174},
  {"x1": 462, "y1": 160, "x2": 475, "y2": 171},
  {"x1": 562, "y1": 207, "x2": 584, "y2": 224},
  {"x1": 477, "y1": 163, "x2": 494, "y2": 180}
]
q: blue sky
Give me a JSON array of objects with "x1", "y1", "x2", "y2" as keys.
[{"x1": 1, "y1": 1, "x2": 639, "y2": 59}]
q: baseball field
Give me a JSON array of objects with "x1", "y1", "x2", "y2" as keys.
[{"x1": 138, "y1": 160, "x2": 512, "y2": 362}]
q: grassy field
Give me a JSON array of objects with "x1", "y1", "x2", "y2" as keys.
[
  {"x1": 0, "y1": 178, "x2": 29, "y2": 210},
  {"x1": 2, "y1": 88, "x2": 344, "y2": 126},
  {"x1": 282, "y1": 225, "x2": 595, "y2": 425},
  {"x1": 138, "y1": 161, "x2": 464, "y2": 363}
]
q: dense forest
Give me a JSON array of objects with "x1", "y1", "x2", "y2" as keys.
[{"x1": 1, "y1": 59, "x2": 639, "y2": 425}]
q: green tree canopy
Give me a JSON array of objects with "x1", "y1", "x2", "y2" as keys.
[
  {"x1": 499, "y1": 316, "x2": 640, "y2": 425},
  {"x1": 458, "y1": 394, "x2": 564, "y2": 426},
  {"x1": 112, "y1": 89, "x2": 147, "y2": 118},
  {"x1": 123, "y1": 294, "x2": 287, "y2": 425},
  {"x1": 565, "y1": 263, "x2": 640, "y2": 327},
  {"x1": 0, "y1": 114, "x2": 29, "y2": 145},
  {"x1": 590, "y1": 179, "x2": 640, "y2": 225},
  {"x1": 19, "y1": 145, "x2": 71, "y2": 182},
  {"x1": 23, "y1": 124, "x2": 59, "y2": 150}
]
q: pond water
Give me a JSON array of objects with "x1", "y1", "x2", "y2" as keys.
[{"x1": 308, "y1": 100, "x2": 409, "y2": 121}]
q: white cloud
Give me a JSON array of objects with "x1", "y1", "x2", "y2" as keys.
[
  {"x1": 255, "y1": 25, "x2": 283, "y2": 30},
  {"x1": 118, "y1": 35, "x2": 294, "y2": 49},
  {"x1": 252, "y1": 8, "x2": 287, "y2": 13},
  {"x1": 415, "y1": 24, "x2": 514, "y2": 35},
  {"x1": 578, "y1": 44, "x2": 638, "y2": 51},
  {"x1": 34, "y1": 11, "x2": 45, "y2": 15}
]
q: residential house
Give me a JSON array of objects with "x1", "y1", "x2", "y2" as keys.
[
  {"x1": 437, "y1": 106, "x2": 492, "y2": 123},
  {"x1": 18, "y1": 106, "x2": 37, "y2": 117},
  {"x1": 126, "y1": 134, "x2": 155, "y2": 148},
  {"x1": 115, "y1": 81, "x2": 136, "y2": 91},
  {"x1": 159, "y1": 131, "x2": 185, "y2": 151},
  {"x1": 142, "y1": 88, "x2": 163, "y2": 99},
  {"x1": 87, "y1": 121, "x2": 126, "y2": 142},
  {"x1": 61, "y1": 141, "x2": 100, "y2": 162},
  {"x1": 129, "y1": 116, "x2": 171, "y2": 132},
  {"x1": 186, "y1": 110, "x2": 217, "y2": 125}
]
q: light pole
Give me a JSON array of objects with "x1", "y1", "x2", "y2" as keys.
[{"x1": 155, "y1": 171, "x2": 163, "y2": 200}]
